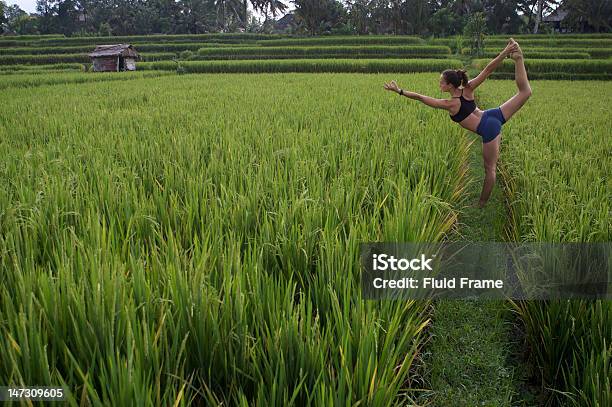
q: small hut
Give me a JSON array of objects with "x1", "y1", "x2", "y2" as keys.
[
  {"x1": 273, "y1": 13, "x2": 295, "y2": 33},
  {"x1": 542, "y1": 8, "x2": 570, "y2": 33},
  {"x1": 88, "y1": 44, "x2": 140, "y2": 72}
]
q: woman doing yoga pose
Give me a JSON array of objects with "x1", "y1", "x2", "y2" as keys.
[{"x1": 384, "y1": 38, "x2": 532, "y2": 208}]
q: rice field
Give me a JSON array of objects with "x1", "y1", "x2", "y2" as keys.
[
  {"x1": 0, "y1": 71, "x2": 172, "y2": 90},
  {"x1": 0, "y1": 52, "x2": 177, "y2": 65},
  {"x1": 138, "y1": 58, "x2": 463, "y2": 74},
  {"x1": 194, "y1": 45, "x2": 452, "y2": 59},
  {"x1": 0, "y1": 73, "x2": 469, "y2": 405},
  {"x1": 0, "y1": 32, "x2": 609, "y2": 78},
  {"x1": 478, "y1": 80, "x2": 611, "y2": 406},
  {"x1": 0, "y1": 33, "x2": 610, "y2": 405}
]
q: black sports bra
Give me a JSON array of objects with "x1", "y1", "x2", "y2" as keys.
[{"x1": 449, "y1": 88, "x2": 476, "y2": 122}]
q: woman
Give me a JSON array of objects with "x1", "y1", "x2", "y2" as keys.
[{"x1": 383, "y1": 38, "x2": 532, "y2": 208}]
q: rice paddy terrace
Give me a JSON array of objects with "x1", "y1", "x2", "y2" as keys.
[{"x1": 0, "y1": 33, "x2": 610, "y2": 406}]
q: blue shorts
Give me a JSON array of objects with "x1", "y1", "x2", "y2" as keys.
[{"x1": 476, "y1": 107, "x2": 506, "y2": 143}]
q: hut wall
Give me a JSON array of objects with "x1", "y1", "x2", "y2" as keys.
[
  {"x1": 125, "y1": 58, "x2": 136, "y2": 71},
  {"x1": 92, "y1": 57, "x2": 118, "y2": 72}
]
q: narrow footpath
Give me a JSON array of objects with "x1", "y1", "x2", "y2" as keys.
[{"x1": 419, "y1": 133, "x2": 523, "y2": 406}]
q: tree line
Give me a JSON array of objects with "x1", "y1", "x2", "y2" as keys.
[{"x1": 1, "y1": 0, "x2": 610, "y2": 37}]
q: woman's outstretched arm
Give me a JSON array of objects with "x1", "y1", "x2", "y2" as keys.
[
  {"x1": 467, "y1": 39, "x2": 518, "y2": 90},
  {"x1": 383, "y1": 81, "x2": 451, "y2": 110},
  {"x1": 400, "y1": 90, "x2": 452, "y2": 110}
]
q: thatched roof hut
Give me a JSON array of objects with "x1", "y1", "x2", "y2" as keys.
[{"x1": 88, "y1": 44, "x2": 140, "y2": 72}]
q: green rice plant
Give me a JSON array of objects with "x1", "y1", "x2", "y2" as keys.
[
  {"x1": 0, "y1": 63, "x2": 85, "y2": 72},
  {"x1": 139, "y1": 58, "x2": 462, "y2": 73},
  {"x1": 0, "y1": 53, "x2": 91, "y2": 65},
  {"x1": 0, "y1": 52, "x2": 177, "y2": 65},
  {"x1": 434, "y1": 37, "x2": 612, "y2": 48},
  {"x1": 486, "y1": 34, "x2": 612, "y2": 40},
  {"x1": 140, "y1": 52, "x2": 177, "y2": 61},
  {"x1": 0, "y1": 73, "x2": 470, "y2": 405},
  {"x1": 572, "y1": 49, "x2": 612, "y2": 59},
  {"x1": 478, "y1": 80, "x2": 611, "y2": 406},
  {"x1": 178, "y1": 50, "x2": 194, "y2": 61},
  {"x1": 0, "y1": 71, "x2": 172, "y2": 90},
  {"x1": 466, "y1": 47, "x2": 612, "y2": 59},
  {"x1": 477, "y1": 72, "x2": 612, "y2": 81},
  {"x1": 508, "y1": 300, "x2": 611, "y2": 407},
  {"x1": 257, "y1": 35, "x2": 425, "y2": 47},
  {"x1": 0, "y1": 68, "x2": 86, "y2": 76},
  {"x1": 34, "y1": 33, "x2": 285, "y2": 47},
  {"x1": 0, "y1": 40, "x2": 20, "y2": 47},
  {"x1": 484, "y1": 38, "x2": 612, "y2": 48},
  {"x1": 133, "y1": 42, "x2": 251, "y2": 51},
  {"x1": 0, "y1": 37, "x2": 260, "y2": 49},
  {"x1": 189, "y1": 53, "x2": 448, "y2": 61},
  {"x1": 0, "y1": 35, "x2": 65, "y2": 47},
  {"x1": 462, "y1": 48, "x2": 590, "y2": 59},
  {"x1": 500, "y1": 73, "x2": 612, "y2": 80},
  {"x1": 0, "y1": 33, "x2": 65, "y2": 40},
  {"x1": 0, "y1": 45, "x2": 90, "y2": 55},
  {"x1": 472, "y1": 59, "x2": 612, "y2": 76},
  {"x1": 195, "y1": 45, "x2": 451, "y2": 59},
  {"x1": 0, "y1": 43, "x2": 247, "y2": 56}
]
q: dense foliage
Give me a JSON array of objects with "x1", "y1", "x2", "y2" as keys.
[{"x1": 0, "y1": 0, "x2": 610, "y2": 36}]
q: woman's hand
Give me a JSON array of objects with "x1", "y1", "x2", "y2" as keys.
[
  {"x1": 502, "y1": 38, "x2": 519, "y2": 58},
  {"x1": 383, "y1": 80, "x2": 400, "y2": 93}
]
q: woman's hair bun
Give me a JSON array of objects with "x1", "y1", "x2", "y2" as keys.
[
  {"x1": 442, "y1": 68, "x2": 470, "y2": 88},
  {"x1": 456, "y1": 69, "x2": 469, "y2": 86}
]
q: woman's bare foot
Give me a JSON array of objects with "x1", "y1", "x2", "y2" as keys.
[
  {"x1": 472, "y1": 200, "x2": 487, "y2": 209},
  {"x1": 505, "y1": 38, "x2": 519, "y2": 59},
  {"x1": 510, "y1": 42, "x2": 523, "y2": 61}
]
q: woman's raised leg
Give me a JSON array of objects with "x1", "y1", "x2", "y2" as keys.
[{"x1": 500, "y1": 46, "x2": 532, "y2": 122}]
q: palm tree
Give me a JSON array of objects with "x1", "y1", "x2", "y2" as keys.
[
  {"x1": 564, "y1": 0, "x2": 612, "y2": 32},
  {"x1": 215, "y1": 0, "x2": 244, "y2": 31},
  {"x1": 517, "y1": 0, "x2": 559, "y2": 33},
  {"x1": 255, "y1": 0, "x2": 288, "y2": 25}
]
